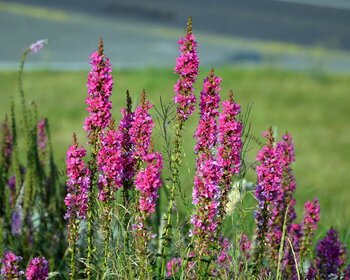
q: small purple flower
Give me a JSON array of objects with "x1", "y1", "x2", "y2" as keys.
[
  {"x1": 25, "y1": 257, "x2": 49, "y2": 280},
  {"x1": 37, "y1": 118, "x2": 48, "y2": 163},
  {"x1": 240, "y1": 233, "x2": 252, "y2": 257},
  {"x1": 166, "y1": 257, "x2": 182, "y2": 277},
  {"x1": 29, "y1": 39, "x2": 48, "y2": 53},
  {"x1": 0, "y1": 251, "x2": 24, "y2": 279},
  {"x1": 316, "y1": 228, "x2": 347, "y2": 279}
]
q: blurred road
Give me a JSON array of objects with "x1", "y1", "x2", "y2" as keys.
[{"x1": 1, "y1": 0, "x2": 350, "y2": 70}]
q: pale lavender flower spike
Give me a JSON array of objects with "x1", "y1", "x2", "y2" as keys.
[{"x1": 29, "y1": 39, "x2": 48, "y2": 53}]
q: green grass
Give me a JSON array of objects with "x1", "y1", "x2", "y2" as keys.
[{"x1": 1, "y1": 67, "x2": 349, "y2": 246}]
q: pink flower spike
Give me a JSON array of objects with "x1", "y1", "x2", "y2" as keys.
[
  {"x1": 64, "y1": 133, "x2": 90, "y2": 220},
  {"x1": 130, "y1": 90, "x2": 154, "y2": 159},
  {"x1": 174, "y1": 16, "x2": 199, "y2": 122},
  {"x1": 84, "y1": 38, "x2": 113, "y2": 135},
  {"x1": 25, "y1": 257, "x2": 49, "y2": 280},
  {"x1": 135, "y1": 152, "x2": 163, "y2": 214}
]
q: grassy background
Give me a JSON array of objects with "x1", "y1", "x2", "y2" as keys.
[{"x1": 1, "y1": 67, "x2": 349, "y2": 246}]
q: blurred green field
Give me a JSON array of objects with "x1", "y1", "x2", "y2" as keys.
[{"x1": 1, "y1": 67, "x2": 349, "y2": 245}]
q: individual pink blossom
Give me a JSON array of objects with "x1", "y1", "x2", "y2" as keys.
[
  {"x1": 64, "y1": 134, "x2": 90, "y2": 220},
  {"x1": 240, "y1": 233, "x2": 252, "y2": 256},
  {"x1": 84, "y1": 39, "x2": 113, "y2": 134},
  {"x1": 25, "y1": 257, "x2": 49, "y2": 280},
  {"x1": 135, "y1": 152, "x2": 163, "y2": 214},
  {"x1": 300, "y1": 198, "x2": 320, "y2": 258},
  {"x1": 0, "y1": 251, "x2": 24, "y2": 279},
  {"x1": 194, "y1": 70, "x2": 222, "y2": 153},
  {"x1": 217, "y1": 237, "x2": 232, "y2": 271},
  {"x1": 166, "y1": 257, "x2": 182, "y2": 277},
  {"x1": 97, "y1": 128, "x2": 123, "y2": 201},
  {"x1": 29, "y1": 39, "x2": 48, "y2": 53},
  {"x1": 129, "y1": 91, "x2": 154, "y2": 159},
  {"x1": 174, "y1": 17, "x2": 199, "y2": 121}
]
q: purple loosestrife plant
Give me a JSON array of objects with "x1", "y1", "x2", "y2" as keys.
[
  {"x1": 268, "y1": 133, "x2": 297, "y2": 267},
  {"x1": 316, "y1": 228, "x2": 347, "y2": 279},
  {"x1": 83, "y1": 38, "x2": 113, "y2": 279},
  {"x1": 253, "y1": 127, "x2": 283, "y2": 272},
  {"x1": 65, "y1": 133, "x2": 90, "y2": 279},
  {"x1": 191, "y1": 70, "x2": 222, "y2": 268},
  {"x1": 300, "y1": 198, "x2": 320, "y2": 261},
  {"x1": 97, "y1": 121, "x2": 124, "y2": 269},
  {"x1": 161, "y1": 16, "x2": 199, "y2": 275},
  {"x1": 217, "y1": 91, "x2": 242, "y2": 223},
  {"x1": 118, "y1": 91, "x2": 136, "y2": 247},
  {"x1": 25, "y1": 257, "x2": 49, "y2": 280},
  {"x1": 134, "y1": 151, "x2": 163, "y2": 278},
  {"x1": 0, "y1": 251, "x2": 24, "y2": 279}
]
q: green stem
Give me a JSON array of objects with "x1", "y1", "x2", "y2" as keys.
[{"x1": 160, "y1": 121, "x2": 183, "y2": 276}]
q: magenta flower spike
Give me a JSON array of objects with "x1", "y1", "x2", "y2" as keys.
[
  {"x1": 253, "y1": 127, "x2": 283, "y2": 269},
  {"x1": 135, "y1": 152, "x2": 163, "y2": 214},
  {"x1": 118, "y1": 91, "x2": 136, "y2": 183},
  {"x1": 0, "y1": 251, "x2": 24, "y2": 279},
  {"x1": 130, "y1": 90, "x2": 154, "y2": 159},
  {"x1": 25, "y1": 257, "x2": 49, "y2": 280},
  {"x1": 97, "y1": 124, "x2": 124, "y2": 202},
  {"x1": 268, "y1": 133, "x2": 297, "y2": 264},
  {"x1": 217, "y1": 91, "x2": 242, "y2": 179},
  {"x1": 300, "y1": 198, "x2": 320, "y2": 258},
  {"x1": 191, "y1": 70, "x2": 222, "y2": 254},
  {"x1": 194, "y1": 69, "x2": 221, "y2": 154},
  {"x1": 64, "y1": 133, "x2": 90, "y2": 220},
  {"x1": 84, "y1": 39, "x2": 113, "y2": 136},
  {"x1": 174, "y1": 16, "x2": 199, "y2": 122},
  {"x1": 217, "y1": 91, "x2": 243, "y2": 221}
]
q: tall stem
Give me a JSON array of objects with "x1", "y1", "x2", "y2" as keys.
[{"x1": 160, "y1": 120, "x2": 183, "y2": 275}]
